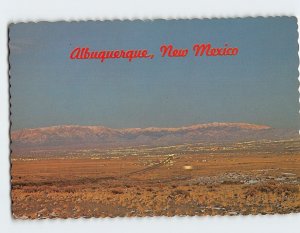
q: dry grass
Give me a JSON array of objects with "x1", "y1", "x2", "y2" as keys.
[
  {"x1": 244, "y1": 182, "x2": 299, "y2": 197},
  {"x1": 11, "y1": 149, "x2": 300, "y2": 218}
]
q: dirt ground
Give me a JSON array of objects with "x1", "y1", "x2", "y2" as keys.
[{"x1": 11, "y1": 141, "x2": 300, "y2": 218}]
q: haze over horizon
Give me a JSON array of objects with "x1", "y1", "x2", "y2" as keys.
[
  {"x1": 9, "y1": 18, "x2": 299, "y2": 130},
  {"x1": 12, "y1": 121, "x2": 272, "y2": 131}
]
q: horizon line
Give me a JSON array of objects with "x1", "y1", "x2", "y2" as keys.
[{"x1": 11, "y1": 121, "x2": 274, "y2": 132}]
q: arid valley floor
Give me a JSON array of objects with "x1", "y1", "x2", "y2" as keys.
[{"x1": 11, "y1": 139, "x2": 300, "y2": 218}]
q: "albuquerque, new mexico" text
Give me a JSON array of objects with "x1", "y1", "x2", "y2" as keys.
[{"x1": 70, "y1": 43, "x2": 239, "y2": 62}]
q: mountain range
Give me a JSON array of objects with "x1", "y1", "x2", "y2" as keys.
[{"x1": 11, "y1": 122, "x2": 298, "y2": 152}]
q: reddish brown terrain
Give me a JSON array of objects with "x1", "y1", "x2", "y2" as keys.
[{"x1": 11, "y1": 123, "x2": 300, "y2": 218}]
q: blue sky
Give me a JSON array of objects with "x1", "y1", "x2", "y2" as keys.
[{"x1": 9, "y1": 17, "x2": 299, "y2": 130}]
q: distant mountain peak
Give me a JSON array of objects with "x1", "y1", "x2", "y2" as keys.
[{"x1": 11, "y1": 122, "x2": 295, "y2": 153}]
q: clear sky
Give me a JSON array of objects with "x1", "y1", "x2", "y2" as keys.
[{"x1": 9, "y1": 17, "x2": 299, "y2": 130}]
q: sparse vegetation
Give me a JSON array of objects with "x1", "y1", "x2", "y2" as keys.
[
  {"x1": 11, "y1": 140, "x2": 300, "y2": 218},
  {"x1": 244, "y1": 182, "x2": 299, "y2": 197}
]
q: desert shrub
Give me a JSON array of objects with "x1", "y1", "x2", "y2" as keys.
[
  {"x1": 272, "y1": 184, "x2": 299, "y2": 195},
  {"x1": 146, "y1": 187, "x2": 153, "y2": 192},
  {"x1": 63, "y1": 186, "x2": 76, "y2": 193},
  {"x1": 170, "y1": 189, "x2": 190, "y2": 197},
  {"x1": 207, "y1": 185, "x2": 219, "y2": 192},
  {"x1": 22, "y1": 185, "x2": 42, "y2": 193},
  {"x1": 244, "y1": 183, "x2": 299, "y2": 197},
  {"x1": 111, "y1": 189, "x2": 124, "y2": 195},
  {"x1": 222, "y1": 180, "x2": 241, "y2": 185},
  {"x1": 50, "y1": 186, "x2": 61, "y2": 193}
]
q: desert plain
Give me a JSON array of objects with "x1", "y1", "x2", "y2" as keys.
[{"x1": 11, "y1": 138, "x2": 300, "y2": 218}]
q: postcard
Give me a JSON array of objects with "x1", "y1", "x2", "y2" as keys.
[{"x1": 9, "y1": 17, "x2": 300, "y2": 219}]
